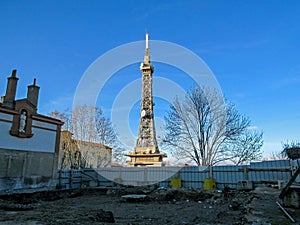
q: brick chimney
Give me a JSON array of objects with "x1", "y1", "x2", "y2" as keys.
[
  {"x1": 3, "y1": 69, "x2": 19, "y2": 109},
  {"x1": 27, "y1": 78, "x2": 40, "y2": 110}
]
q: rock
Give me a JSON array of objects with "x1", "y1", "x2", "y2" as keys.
[
  {"x1": 121, "y1": 194, "x2": 148, "y2": 202},
  {"x1": 164, "y1": 189, "x2": 183, "y2": 201},
  {"x1": 95, "y1": 209, "x2": 115, "y2": 223},
  {"x1": 229, "y1": 200, "x2": 241, "y2": 211}
]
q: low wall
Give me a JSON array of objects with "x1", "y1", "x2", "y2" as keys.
[{"x1": 0, "y1": 149, "x2": 57, "y2": 191}]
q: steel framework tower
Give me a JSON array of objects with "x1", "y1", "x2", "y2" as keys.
[{"x1": 126, "y1": 34, "x2": 166, "y2": 167}]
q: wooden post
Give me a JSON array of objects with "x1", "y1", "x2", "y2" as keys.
[
  {"x1": 209, "y1": 164, "x2": 213, "y2": 178},
  {"x1": 69, "y1": 170, "x2": 73, "y2": 189},
  {"x1": 6, "y1": 155, "x2": 12, "y2": 177},
  {"x1": 243, "y1": 166, "x2": 248, "y2": 180},
  {"x1": 59, "y1": 169, "x2": 62, "y2": 188},
  {"x1": 276, "y1": 201, "x2": 296, "y2": 223},
  {"x1": 80, "y1": 170, "x2": 83, "y2": 188},
  {"x1": 279, "y1": 166, "x2": 300, "y2": 199}
]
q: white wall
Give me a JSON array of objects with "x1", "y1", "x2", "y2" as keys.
[
  {"x1": 32, "y1": 120, "x2": 57, "y2": 130},
  {"x1": 0, "y1": 116, "x2": 57, "y2": 153},
  {"x1": 0, "y1": 112, "x2": 13, "y2": 121}
]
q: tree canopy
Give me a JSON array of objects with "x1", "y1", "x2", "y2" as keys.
[{"x1": 161, "y1": 87, "x2": 263, "y2": 166}]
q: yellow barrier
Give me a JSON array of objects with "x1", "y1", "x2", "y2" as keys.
[
  {"x1": 204, "y1": 178, "x2": 216, "y2": 190},
  {"x1": 170, "y1": 177, "x2": 182, "y2": 188}
]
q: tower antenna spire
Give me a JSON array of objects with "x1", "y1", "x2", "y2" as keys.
[
  {"x1": 146, "y1": 32, "x2": 149, "y2": 49},
  {"x1": 143, "y1": 32, "x2": 150, "y2": 63}
]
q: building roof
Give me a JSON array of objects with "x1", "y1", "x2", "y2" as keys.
[{"x1": 61, "y1": 130, "x2": 112, "y2": 151}]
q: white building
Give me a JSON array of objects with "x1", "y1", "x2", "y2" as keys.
[{"x1": 0, "y1": 70, "x2": 63, "y2": 191}]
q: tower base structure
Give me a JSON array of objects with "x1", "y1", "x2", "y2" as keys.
[{"x1": 125, "y1": 146, "x2": 166, "y2": 167}]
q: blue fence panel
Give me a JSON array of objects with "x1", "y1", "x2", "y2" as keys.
[
  {"x1": 56, "y1": 160, "x2": 292, "y2": 190},
  {"x1": 248, "y1": 160, "x2": 290, "y2": 185}
]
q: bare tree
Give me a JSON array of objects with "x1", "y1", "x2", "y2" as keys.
[
  {"x1": 281, "y1": 140, "x2": 300, "y2": 160},
  {"x1": 49, "y1": 110, "x2": 71, "y2": 130},
  {"x1": 220, "y1": 130, "x2": 263, "y2": 165},
  {"x1": 71, "y1": 105, "x2": 97, "y2": 144},
  {"x1": 50, "y1": 105, "x2": 126, "y2": 167},
  {"x1": 268, "y1": 150, "x2": 287, "y2": 160},
  {"x1": 161, "y1": 87, "x2": 263, "y2": 166}
]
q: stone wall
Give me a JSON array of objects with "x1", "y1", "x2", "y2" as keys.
[{"x1": 0, "y1": 149, "x2": 57, "y2": 190}]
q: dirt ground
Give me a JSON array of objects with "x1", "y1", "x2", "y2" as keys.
[{"x1": 0, "y1": 186, "x2": 299, "y2": 225}]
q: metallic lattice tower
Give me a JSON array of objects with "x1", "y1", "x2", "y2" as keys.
[
  {"x1": 126, "y1": 34, "x2": 166, "y2": 166},
  {"x1": 135, "y1": 33, "x2": 159, "y2": 153}
]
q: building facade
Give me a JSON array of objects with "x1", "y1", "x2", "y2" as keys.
[
  {"x1": 58, "y1": 130, "x2": 112, "y2": 169},
  {"x1": 0, "y1": 70, "x2": 63, "y2": 191}
]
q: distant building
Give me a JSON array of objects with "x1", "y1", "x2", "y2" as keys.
[
  {"x1": 0, "y1": 70, "x2": 63, "y2": 191},
  {"x1": 58, "y1": 130, "x2": 112, "y2": 169}
]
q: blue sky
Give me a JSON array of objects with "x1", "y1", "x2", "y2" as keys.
[{"x1": 0, "y1": 0, "x2": 300, "y2": 157}]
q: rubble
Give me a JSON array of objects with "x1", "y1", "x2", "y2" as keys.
[{"x1": 0, "y1": 186, "x2": 299, "y2": 224}]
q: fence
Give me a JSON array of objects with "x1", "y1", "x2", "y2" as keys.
[{"x1": 57, "y1": 160, "x2": 294, "y2": 190}]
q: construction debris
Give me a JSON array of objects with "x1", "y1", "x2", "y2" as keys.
[
  {"x1": 276, "y1": 201, "x2": 296, "y2": 223},
  {"x1": 121, "y1": 194, "x2": 148, "y2": 202},
  {"x1": 0, "y1": 186, "x2": 299, "y2": 224}
]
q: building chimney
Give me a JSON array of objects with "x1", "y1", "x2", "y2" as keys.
[
  {"x1": 27, "y1": 78, "x2": 40, "y2": 110},
  {"x1": 3, "y1": 69, "x2": 19, "y2": 109}
]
